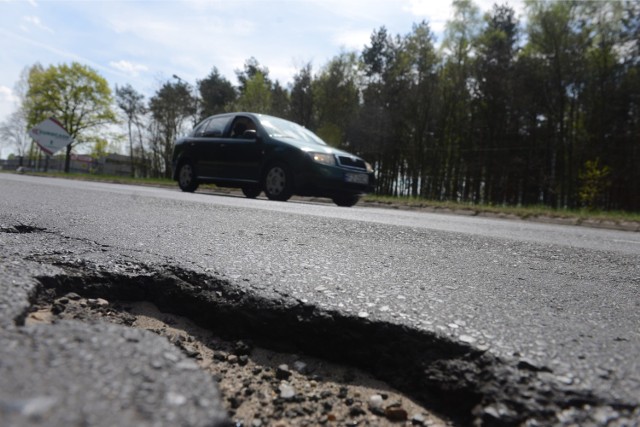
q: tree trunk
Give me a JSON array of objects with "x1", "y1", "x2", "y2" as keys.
[{"x1": 64, "y1": 144, "x2": 72, "y2": 173}]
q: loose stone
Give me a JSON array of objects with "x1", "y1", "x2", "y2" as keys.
[
  {"x1": 276, "y1": 364, "x2": 292, "y2": 380},
  {"x1": 279, "y1": 383, "x2": 296, "y2": 400},
  {"x1": 385, "y1": 405, "x2": 408, "y2": 421},
  {"x1": 369, "y1": 394, "x2": 383, "y2": 410}
]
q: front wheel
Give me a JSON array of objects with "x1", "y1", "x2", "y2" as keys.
[
  {"x1": 177, "y1": 162, "x2": 199, "y2": 192},
  {"x1": 263, "y1": 163, "x2": 293, "y2": 201},
  {"x1": 332, "y1": 195, "x2": 360, "y2": 207}
]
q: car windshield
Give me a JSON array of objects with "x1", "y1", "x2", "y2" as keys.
[{"x1": 259, "y1": 116, "x2": 327, "y2": 146}]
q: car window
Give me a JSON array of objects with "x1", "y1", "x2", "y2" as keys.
[
  {"x1": 191, "y1": 118, "x2": 211, "y2": 137},
  {"x1": 203, "y1": 116, "x2": 231, "y2": 137},
  {"x1": 230, "y1": 117, "x2": 258, "y2": 138},
  {"x1": 259, "y1": 116, "x2": 326, "y2": 145}
]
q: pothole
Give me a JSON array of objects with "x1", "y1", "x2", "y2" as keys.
[
  {"x1": 25, "y1": 260, "x2": 638, "y2": 426},
  {"x1": 27, "y1": 294, "x2": 450, "y2": 427}
]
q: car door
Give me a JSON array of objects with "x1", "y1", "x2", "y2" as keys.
[
  {"x1": 190, "y1": 116, "x2": 232, "y2": 178},
  {"x1": 215, "y1": 116, "x2": 263, "y2": 182}
]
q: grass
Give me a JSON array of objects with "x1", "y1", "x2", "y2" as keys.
[
  {"x1": 362, "y1": 194, "x2": 640, "y2": 224},
  {"x1": 6, "y1": 169, "x2": 639, "y2": 225}
]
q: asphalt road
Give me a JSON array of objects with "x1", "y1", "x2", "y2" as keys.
[{"x1": 1, "y1": 173, "x2": 639, "y2": 425}]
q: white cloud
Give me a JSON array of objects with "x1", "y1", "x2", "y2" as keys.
[
  {"x1": 269, "y1": 63, "x2": 299, "y2": 86},
  {"x1": 403, "y1": 0, "x2": 452, "y2": 20},
  {"x1": 333, "y1": 29, "x2": 372, "y2": 51},
  {"x1": 110, "y1": 60, "x2": 148, "y2": 77},
  {"x1": 0, "y1": 86, "x2": 18, "y2": 142},
  {"x1": 403, "y1": 0, "x2": 452, "y2": 36},
  {"x1": 0, "y1": 85, "x2": 17, "y2": 104},
  {"x1": 22, "y1": 15, "x2": 53, "y2": 33}
]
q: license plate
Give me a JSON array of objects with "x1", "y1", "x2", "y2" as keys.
[{"x1": 345, "y1": 173, "x2": 369, "y2": 185}]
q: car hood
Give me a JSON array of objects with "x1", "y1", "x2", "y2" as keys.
[{"x1": 274, "y1": 137, "x2": 365, "y2": 161}]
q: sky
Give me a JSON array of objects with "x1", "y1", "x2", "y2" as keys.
[{"x1": 0, "y1": 0, "x2": 525, "y2": 157}]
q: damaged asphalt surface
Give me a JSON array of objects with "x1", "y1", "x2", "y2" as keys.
[{"x1": 1, "y1": 173, "x2": 639, "y2": 426}]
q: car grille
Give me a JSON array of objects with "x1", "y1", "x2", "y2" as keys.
[{"x1": 337, "y1": 156, "x2": 366, "y2": 170}]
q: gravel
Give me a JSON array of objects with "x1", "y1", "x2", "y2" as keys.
[{"x1": 27, "y1": 292, "x2": 451, "y2": 427}]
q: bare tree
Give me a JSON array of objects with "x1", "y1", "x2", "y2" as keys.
[
  {"x1": 0, "y1": 110, "x2": 30, "y2": 166},
  {"x1": 116, "y1": 84, "x2": 146, "y2": 177},
  {"x1": 0, "y1": 66, "x2": 35, "y2": 165}
]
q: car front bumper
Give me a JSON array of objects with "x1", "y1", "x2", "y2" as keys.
[{"x1": 294, "y1": 163, "x2": 375, "y2": 197}]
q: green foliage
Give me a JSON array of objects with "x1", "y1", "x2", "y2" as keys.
[
  {"x1": 234, "y1": 71, "x2": 272, "y2": 113},
  {"x1": 290, "y1": 63, "x2": 314, "y2": 127},
  {"x1": 578, "y1": 158, "x2": 611, "y2": 210},
  {"x1": 148, "y1": 80, "x2": 196, "y2": 178},
  {"x1": 24, "y1": 62, "x2": 116, "y2": 172},
  {"x1": 316, "y1": 123, "x2": 342, "y2": 147},
  {"x1": 198, "y1": 67, "x2": 236, "y2": 119},
  {"x1": 91, "y1": 138, "x2": 109, "y2": 160},
  {"x1": 25, "y1": 62, "x2": 116, "y2": 140},
  {"x1": 312, "y1": 52, "x2": 360, "y2": 150}
]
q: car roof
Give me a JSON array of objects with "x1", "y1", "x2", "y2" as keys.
[{"x1": 206, "y1": 112, "x2": 279, "y2": 122}]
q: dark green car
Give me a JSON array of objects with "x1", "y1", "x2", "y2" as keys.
[{"x1": 172, "y1": 112, "x2": 375, "y2": 207}]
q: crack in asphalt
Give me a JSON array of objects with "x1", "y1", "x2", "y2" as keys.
[
  {"x1": 0, "y1": 223, "x2": 48, "y2": 234},
  {"x1": 22, "y1": 256, "x2": 637, "y2": 427}
]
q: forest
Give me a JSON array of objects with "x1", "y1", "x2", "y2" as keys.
[{"x1": 5, "y1": 0, "x2": 640, "y2": 211}]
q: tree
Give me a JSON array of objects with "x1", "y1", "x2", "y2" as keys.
[
  {"x1": 360, "y1": 27, "x2": 410, "y2": 195},
  {"x1": 234, "y1": 58, "x2": 290, "y2": 116},
  {"x1": 115, "y1": 84, "x2": 146, "y2": 177},
  {"x1": 0, "y1": 65, "x2": 42, "y2": 166},
  {"x1": 618, "y1": 0, "x2": 640, "y2": 210},
  {"x1": 0, "y1": 66, "x2": 34, "y2": 165},
  {"x1": 236, "y1": 57, "x2": 271, "y2": 95},
  {"x1": 198, "y1": 67, "x2": 236, "y2": 119},
  {"x1": 578, "y1": 158, "x2": 611, "y2": 209},
  {"x1": 473, "y1": 4, "x2": 520, "y2": 204},
  {"x1": 404, "y1": 21, "x2": 440, "y2": 198},
  {"x1": 234, "y1": 70, "x2": 272, "y2": 113},
  {"x1": 524, "y1": 0, "x2": 590, "y2": 207},
  {"x1": 148, "y1": 80, "x2": 195, "y2": 178},
  {"x1": 290, "y1": 63, "x2": 314, "y2": 128},
  {"x1": 438, "y1": 0, "x2": 481, "y2": 202},
  {"x1": 0, "y1": 110, "x2": 30, "y2": 166},
  {"x1": 313, "y1": 52, "x2": 360, "y2": 148},
  {"x1": 577, "y1": 1, "x2": 637, "y2": 210},
  {"x1": 24, "y1": 62, "x2": 117, "y2": 172},
  {"x1": 270, "y1": 81, "x2": 290, "y2": 118}
]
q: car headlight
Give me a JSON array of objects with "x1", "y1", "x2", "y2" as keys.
[
  {"x1": 310, "y1": 152, "x2": 336, "y2": 166},
  {"x1": 365, "y1": 162, "x2": 374, "y2": 173}
]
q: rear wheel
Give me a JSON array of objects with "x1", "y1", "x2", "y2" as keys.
[
  {"x1": 263, "y1": 163, "x2": 293, "y2": 201},
  {"x1": 241, "y1": 186, "x2": 261, "y2": 199},
  {"x1": 177, "y1": 162, "x2": 199, "y2": 192},
  {"x1": 332, "y1": 195, "x2": 360, "y2": 207}
]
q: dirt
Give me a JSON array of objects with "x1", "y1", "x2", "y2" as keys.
[{"x1": 26, "y1": 293, "x2": 452, "y2": 427}]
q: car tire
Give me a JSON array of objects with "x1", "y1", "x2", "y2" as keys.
[
  {"x1": 242, "y1": 186, "x2": 261, "y2": 199},
  {"x1": 263, "y1": 163, "x2": 293, "y2": 201},
  {"x1": 177, "y1": 161, "x2": 199, "y2": 192},
  {"x1": 332, "y1": 195, "x2": 360, "y2": 207}
]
